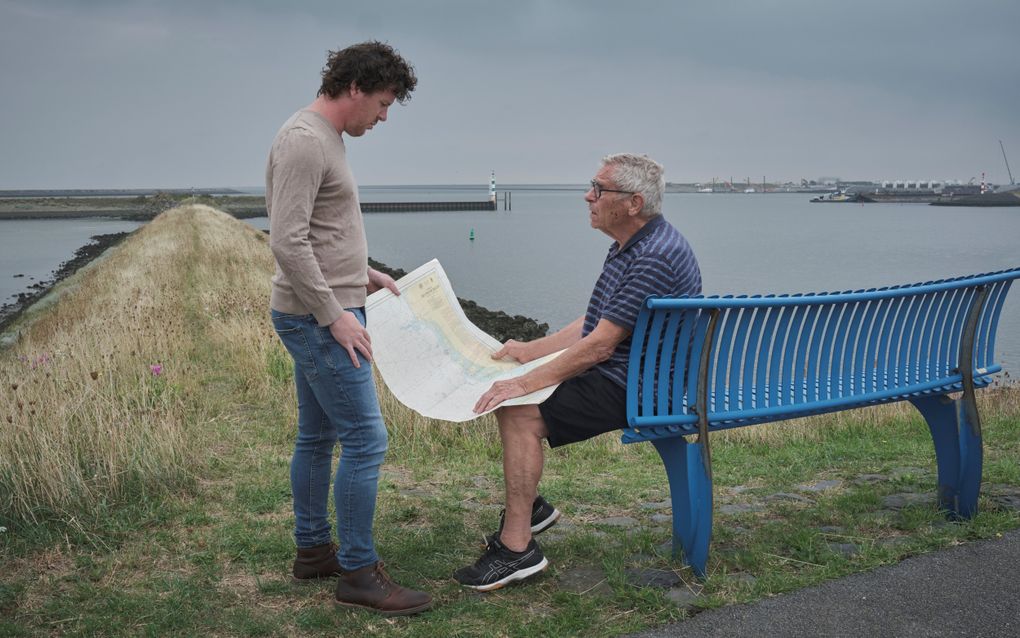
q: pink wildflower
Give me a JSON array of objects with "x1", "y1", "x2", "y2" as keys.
[{"x1": 150, "y1": 364, "x2": 163, "y2": 376}]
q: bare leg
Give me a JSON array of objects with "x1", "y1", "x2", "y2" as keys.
[{"x1": 496, "y1": 404, "x2": 549, "y2": 552}]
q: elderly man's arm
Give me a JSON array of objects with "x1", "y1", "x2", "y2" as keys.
[
  {"x1": 473, "y1": 318, "x2": 629, "y2": 413},
  {"x1": 491, "y1": 315, "x2": 586, "y2": 364}
]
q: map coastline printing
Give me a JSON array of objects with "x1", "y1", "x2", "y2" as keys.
[{"x1": 366, "y1": 259, "x2": 562, "y2": 422}]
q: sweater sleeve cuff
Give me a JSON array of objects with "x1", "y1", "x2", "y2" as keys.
[{"x1": 312, "y1": 298, "x2": 345, "y2": 327}]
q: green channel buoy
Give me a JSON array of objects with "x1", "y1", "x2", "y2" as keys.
[{"x1": 469, "y1": 228, "x2": 475, "y2": 241}]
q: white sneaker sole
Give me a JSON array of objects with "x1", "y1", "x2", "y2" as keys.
[
  {"x1": 465, "y1": 557, "x2": 550, "y2": 592},
  {"x1": 532, "y1": 508, "x2": 561, "y2": 534}
]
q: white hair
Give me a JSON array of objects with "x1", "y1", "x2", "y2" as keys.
[{"x1": 601, "y1": 153, "x2": 665, "y2": 218}]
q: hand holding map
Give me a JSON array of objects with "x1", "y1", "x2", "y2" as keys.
[{"x1": 365, "y1": 260, "x2": 562, "y2": 422}]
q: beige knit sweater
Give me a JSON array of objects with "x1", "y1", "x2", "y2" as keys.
[{"x1": 266, "y1": 110, "x2": 368, "y2": 327}]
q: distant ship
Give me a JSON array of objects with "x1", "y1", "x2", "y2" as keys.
[
  {"x1": 930, "y1": 187, "x2": 1020, "y2": 207},
  {"x1": 810, "y1": 191, "x2": 866, "y2": 203}
]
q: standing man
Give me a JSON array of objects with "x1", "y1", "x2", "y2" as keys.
[
  {"x1": 455, "y1": 154, "x2": 702, "y2": 591},
  {"x1": 267, "y1": 41, "x2": 431, "y2": 616}
]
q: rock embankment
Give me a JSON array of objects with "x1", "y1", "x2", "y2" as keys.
[
  {"x1": 1, "y1": 232, "x2": 130, "y2": 333},
  {"x1": 368, "y1": 258, "x2": 548, "y2": 343}
]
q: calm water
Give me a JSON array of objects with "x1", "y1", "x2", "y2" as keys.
[
  {"x1": 2, "y1": 189, "x2": 1018, "y2": 375},
  {"x1": 0, "y1": 218, "x2": 143, "y2": 305},
  {"x1": 249, "y1": 188, "x2": 1020, "y2": 375}
]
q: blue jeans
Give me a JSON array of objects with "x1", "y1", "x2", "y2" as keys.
[{"x1": 271, "y1": 308, "x2": 388, "y2": 571}]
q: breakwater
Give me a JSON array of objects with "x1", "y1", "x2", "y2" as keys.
[
  {"x1": 368, "y1": 258, "x2": 547, "y2": 342},
  {"x1": 0, "y1": 196, "x2": 500, "y2": 220},
  {"x1": 362, "y1": 200, "x2": 496, "y2": 212}
]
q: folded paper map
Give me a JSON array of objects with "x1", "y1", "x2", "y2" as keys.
[{"x1": 366, "y1": 259, "x2": 561, "y2": 422}]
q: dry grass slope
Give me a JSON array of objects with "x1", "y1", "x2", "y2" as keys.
[{"x1": 0, "y1": 206, "x2": 274, "y2": 524}]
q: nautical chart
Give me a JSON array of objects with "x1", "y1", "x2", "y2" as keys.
[{"x1": 366, "y1": 259, "x2": 561, "y2": 422}]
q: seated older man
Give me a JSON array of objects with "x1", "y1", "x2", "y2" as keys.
[{"x1": 454, "y1": 153, "x2": 703, "y2": 591}]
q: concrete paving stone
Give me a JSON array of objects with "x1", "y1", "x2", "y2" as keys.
[
  {"x1": 881, "y1": 492, "x2": 935, "y2": 509},
  {"x1": 826, "y1": 542, "x2": 861, "y2": 557},
  {"x1": 558, "y1": 566, "x2": 613, "y2": 597},
  {"x1": 628, "y1": 553, "x2": 657, "y2": 564},
  {"x1": 991, "y1": 494, "x2": 1020, "y2": 511},
  {"x1": 891, "y1": 466, "x2": 928, "y2": 477},
  {"x1": 625, "y1": 567, "x2": 682, "y2": 589},
  {"x1": 796, "y1": 479, "x2": 842, "y2": 492},
  {"x1": 728, "y1": 572, "x2": 758, "y2": 586},
  {"x1": 651, "y1": 514, "x2": 674, "y2": 524},
  {"x1": 640, "y1": 500, "x2": 672, "y2": 510},
  {"x1": 596, "y1": 516, "x2": 640, "y2": 528},
  {"x1": 853, "y1": 474, "x2": 889, "y2": 484},
  {"x1": 664, "y1": 587, "x2": 700, "y2": 609},
  {"x1": 766, "y1": 492, "x2": 816, "y2": 504},
  {"x1": 541, "y1": 520, "x2": 577, "y2": 543},
  {"x1": 718, "y1": 503, "x2": 765, "y2": 515},
  {"x1": 984, "y1": 483, "x2": 1020, "y2": 496},
  {"x1": 876, "y1": 535, "x2": 912, "y2": 548},
  {"x1": 656, "y1": 540, "x2": 677, "y2": 555}
]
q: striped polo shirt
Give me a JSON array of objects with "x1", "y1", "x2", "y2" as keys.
[{"x1": 584, "y1": 215, "x2": 702, "y2": 388}]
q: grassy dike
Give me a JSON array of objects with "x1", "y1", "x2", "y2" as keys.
[{"x1": 1, "y1": 205, "x2": 1018, "y2": 636}]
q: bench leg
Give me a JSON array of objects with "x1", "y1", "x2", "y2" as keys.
[
  {"x1": 909, "y1": 395, "x2": 983, "y2": 519},
  {"x1": 651, "y1": 436, "x2": 713, "y2": 578}
]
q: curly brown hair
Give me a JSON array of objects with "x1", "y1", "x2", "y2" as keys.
[{"x1": 318, "y1": 41, "x2": 417, "y2": 103}]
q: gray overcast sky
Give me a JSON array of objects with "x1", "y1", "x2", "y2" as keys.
[{"x1": 1, "y1": 0, "x2": 1018, "y2": 188}]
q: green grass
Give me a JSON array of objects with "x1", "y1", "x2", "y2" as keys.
[{"x1": 2, "y1": 206, "x2": 1019, "y2": 637}]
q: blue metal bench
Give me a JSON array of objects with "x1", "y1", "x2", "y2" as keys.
[{"x1": 623, "y1": 268, "x2": 1020, "y2": 578}]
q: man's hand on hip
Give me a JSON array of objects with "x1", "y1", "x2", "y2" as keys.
[{"x1": 329, "y1": 311, "x2": 372, "y2": 367}]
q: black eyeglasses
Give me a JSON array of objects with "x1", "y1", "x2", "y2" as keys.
[{"x1": 590, "y1": 179, "x2": 635, "y2": 200}]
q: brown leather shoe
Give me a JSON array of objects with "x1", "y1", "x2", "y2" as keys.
[
  {"x1": 335, "y1": 562, "x2": 432, "y2": 616},
  {"x1": 292, "y1": 543, "x2": 342, "y2": 581}
]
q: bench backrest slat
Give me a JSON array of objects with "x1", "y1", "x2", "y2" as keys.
[
  {"x1": 948, "y1": 288, "x2": 976, "y2": 379},
  {"x1": 742, "y1": 306, "x2": 765, "y2": 408},
  {"x1": 627, "y1": 269, "x2": 1019, "y2": 432},
  {"x1": 756, "y1": 306, "x2": 779, "y2": 408},
  {"x1": 862, "y1": 297, "x2": 891, "y2": 394},
  {"x1": 827, "y1": 299, "x2": 853, "y2": 397},
  {"x1": 805, "y1": 303, "x2": 832, "y2": 403},
  {"x1": 791, "y1": 304, "x2": 815, "y2": 405},
  {"x1": 657, "y1": 308, "x2": 685, "y2": 416},
  {"x1": 979, "y1": 280, "x2": 1014, "y2": 369},
  {"x1": 729, "y1": 307, "x2": 753, "y2": 412},
  {"x1": 929, "y1": 287, "x2": 959, "y2": 381},
  {"x1": 781, "y1": 304, "x2": 808, "y2": 406},
  {"x1": 685, "y1": 312, "x2": 713, "y2": 407},
  {"x1": 672, "y1": 309, "x2": 699, "y2": 412},
  {"x1": 915, "y1": 292, "x2": 940, "y2": 386}
]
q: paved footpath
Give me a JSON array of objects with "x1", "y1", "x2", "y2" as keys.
[{"x1": 629, "y1": 528, "x2": 1020, "y2": 638}]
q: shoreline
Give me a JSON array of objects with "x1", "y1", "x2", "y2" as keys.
[
  {"x1": 0, "y1": 232, "x2": 131, "y2": 334},
  {"x1": 1, "y1": 227, "x2": 548, "y2": 345},
  {"x1": 367, "y1": 258, "x2": 548, "y2": 342}
]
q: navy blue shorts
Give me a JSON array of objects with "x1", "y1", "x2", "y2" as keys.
[{"x1": 538, "y1": 369, "x2": 627, "y2": 448}]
